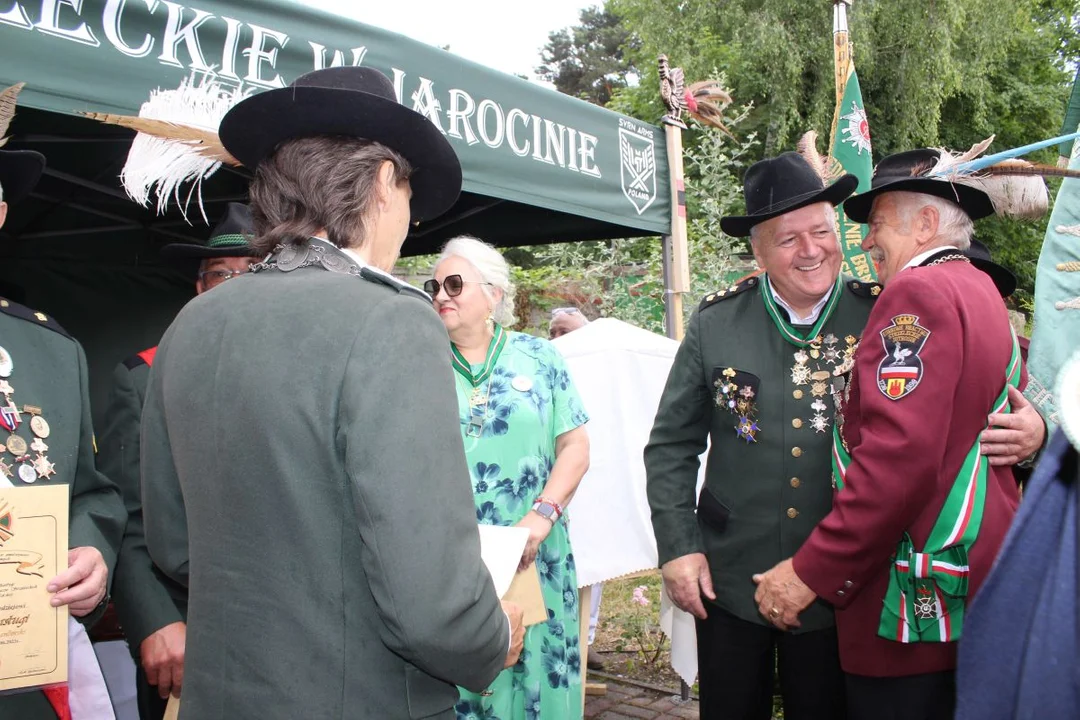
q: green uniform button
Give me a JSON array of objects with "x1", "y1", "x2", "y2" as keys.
[
  {"x1": 790, "y1": 477, "x2": 801, "y2": 488},
  {"x1": 793, "y1": 389, "x2": 804, "y2": 399},
  {"x1": 791, "y1": 447, "x2": 802, "y2": 458},
  {"x1": 792, "y1": 418, "x2": 803, "y2": 429},
  {"x1": 787, "y1": 507, "x2": 799, "y2": 519}
]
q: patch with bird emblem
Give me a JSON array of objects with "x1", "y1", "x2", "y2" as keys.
[{"x1": 876, "y1": 315, "x2": 931, "y2": 400}]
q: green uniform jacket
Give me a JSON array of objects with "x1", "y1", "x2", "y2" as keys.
[
  {"x1": 98, "y1": 349, "x2": 187, "y2": 661},
  {"x1": 140, "y1": 240, "x2": 509, "y2": 720},
  {"x1": 0, "y1": 300, "x2": 125, "y2": 720},
  {"x1": 645, "y1": 275, "x2": 878, "y2": 631}
]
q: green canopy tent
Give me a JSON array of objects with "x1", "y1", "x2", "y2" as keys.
[{"x1": 0, "y1": 0, "x2": 671, "y2": 425}]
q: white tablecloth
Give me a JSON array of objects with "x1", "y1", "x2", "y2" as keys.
[{"x1": 554, "y1": 319, "x2": 704, "y2": 685}]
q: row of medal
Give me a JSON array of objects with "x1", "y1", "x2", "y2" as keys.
[
  {"x1": 713, "y1": 332, "x2": 861, "y2": 445},
  {"x1": 715, "y1": 368, "x2": 760, "y2": 443},
  {"x1": 0, "y1": 345, "x2": 55, "y2": 484},
  {"x1": 791, "y1": 333, "x2": 859, "y2": 435}
]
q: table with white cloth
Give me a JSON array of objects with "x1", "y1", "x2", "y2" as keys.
[{"x1": 553, "y1": 319, "x2": 705, "y2": 687}]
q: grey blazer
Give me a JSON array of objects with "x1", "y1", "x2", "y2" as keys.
[{"x1": 141, "y1": 240, "x2": 508, "y2": 719}]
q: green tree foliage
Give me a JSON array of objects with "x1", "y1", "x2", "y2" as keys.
[
  {"x1": 535, "y1": 6, "x2": 640, "y2": 106},
  {"x1": 548, "y1": 0, "x2": 1079, "y2": 310}
]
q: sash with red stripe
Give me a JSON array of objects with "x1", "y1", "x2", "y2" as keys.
[{"x1": 831, "y1": 329, "x2": 1021, "y2": 643}]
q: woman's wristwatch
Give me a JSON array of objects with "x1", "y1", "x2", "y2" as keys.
[{"x1": 531, "y1": 496, "x2": 563, "y2": 524}]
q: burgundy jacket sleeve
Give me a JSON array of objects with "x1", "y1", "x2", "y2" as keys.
[{"x1": 793, "y1": 274, "x2": 963, "y2": 608}]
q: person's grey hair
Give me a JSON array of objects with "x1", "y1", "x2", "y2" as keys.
[
  {"x1": 891, "y1": 191, "x2": 973, "y2": 250},
  {"x1": 551, "y1": 307, "x2": 589, "y2": 322},
  {"x1": 748, "y1": 203, "x2": 837, "y2": 243},
  {"x1": 437, "y1": 236, "x2": 516, "y2": 327}
]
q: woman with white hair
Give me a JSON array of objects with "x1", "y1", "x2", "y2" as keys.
[{"x1": 427, "y1": 236, "x2": 591, "y2": 718}]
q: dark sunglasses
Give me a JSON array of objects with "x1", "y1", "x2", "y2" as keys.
[{"x1": 423, "y1": 274, "x2": 491, "y2": 298}]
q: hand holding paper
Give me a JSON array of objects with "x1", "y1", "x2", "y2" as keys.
[
  {"x1": 477, "y1": 525, "x2": 547, "y2": 627},
  {"x1": 501, "y1": 600, "x2": 525, "y2": 667},
  {"x1": 48, "y1": 545, "x2": 107, "y2": 616}
]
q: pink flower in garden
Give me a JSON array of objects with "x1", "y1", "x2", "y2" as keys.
[{"x1": 632, "y1": 585, "x2": 650, "y2": 607}]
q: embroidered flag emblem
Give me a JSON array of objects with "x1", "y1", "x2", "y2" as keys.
[{"x1": 877, "y1": 315, "x2": 931, "y2": 400}]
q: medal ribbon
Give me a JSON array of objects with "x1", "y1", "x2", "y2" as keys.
[
  {"x1": 450, "y1": 324, "x2": 507, "y2": 387},
  {"x1": 831, "y1": 329, "x2": 1021, "y2": 643},
  {"x1": 759, "y1": 275, "x2": 843, "y2": 348}
]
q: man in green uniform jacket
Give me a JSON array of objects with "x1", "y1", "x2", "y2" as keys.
[
  {"x1": 646, "y1": 153, "x2": 873, "y2": 719},
  {"x1": 140, "y1": 67, "x2": 522, "y2": 720},
  {"x1": 97, "y1": 203, "x2": 258, "y2": 719},
  {"x1": 0, "y1": 147, "x2": 126, "y2": 718}
]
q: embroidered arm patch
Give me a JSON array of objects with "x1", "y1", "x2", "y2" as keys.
[{"x1": 876, "y1": 315, "x2": 931, "y2": 400}]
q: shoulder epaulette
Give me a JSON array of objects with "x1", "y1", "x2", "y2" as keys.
[
  {"x1": 123, "y1": 346, "x2": 158, "y2": 370},
  {"x1": 699, "y1": 275, "x2": 760, "y2": 311},
  {"x1": 359, "y1": 267, "x2": 431, "y2": 303},
  {"x1": 0, "y1": 298, "x2": 72, "y2": 339},
  {"x1": 846, "y1": 278, "x2": 883, "y2": 299}
]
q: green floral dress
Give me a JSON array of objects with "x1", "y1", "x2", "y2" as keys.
[{"x1": 454, "y1": 331, "x2": 589, "y2": 720}]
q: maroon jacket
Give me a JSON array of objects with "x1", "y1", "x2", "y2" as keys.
[{"x1": 793, "y1": 253, "x2": 1022, "y2": 677}]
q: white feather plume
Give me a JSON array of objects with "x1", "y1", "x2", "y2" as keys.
[
  {"x1": 926, "y1": 135, "x2": 1049, "y2": 219},
  {"x1": 959, "y1": 168, "x2": 1050, "y2": 220},
  {"x1": 120, "y1": 74, "x2": 249, "y2": 223}
]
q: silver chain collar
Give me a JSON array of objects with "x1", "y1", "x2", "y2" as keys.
[{"x1": 249, "y1": 238, "x2": 362, "y2": 277}]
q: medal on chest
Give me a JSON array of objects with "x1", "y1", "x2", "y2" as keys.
[
  {"x1": 791, "y1": 334, "x2": 849, "y2": 433},
  {"x1": 713, "y1": 367, "x2": 760, "y2": 443},
  {"x1": 828, "y1": 335, "x2": 861, "y2": 451},
  {"x1": 0, "y1": 346, "x2": 56, "y2": 484},
  {"x1": 452, "y1": 327, "x2": 508, "y2": 439}
]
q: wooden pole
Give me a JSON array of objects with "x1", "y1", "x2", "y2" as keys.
[
  {"x1": 579, "y1": 584, "x2": 593, "y2": 716},
  {"x1": 829, "y1": 1, "x2": 852, "y2": 155},
  {"x1": 663, "y1": 123, "x2": 690, "y2": 340}
]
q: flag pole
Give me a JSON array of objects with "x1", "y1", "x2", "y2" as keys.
[
  {"x1": 659, "y1": 54, "x2": 692, "y2": 341},
  {"x1": 829, "y1": 0, "x2": 853, "y2": 154}
]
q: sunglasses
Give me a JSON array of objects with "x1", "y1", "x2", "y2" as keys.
[{"x1": 423, "y1": 274, "x2": 491, "y2": 298}]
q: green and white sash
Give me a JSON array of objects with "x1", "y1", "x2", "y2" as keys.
[
  {"x1": 760, "y1": 275, "x2": 843, "y2": 348},
  {"x1": 451, "y1": 325, "x2": 507, "y2": 437},
  {"x1": 451, "y1": 324, "x2": 507, "y2": 388},
  {"x1": 830, "y1": 329, "x2": 1022, "y2": 643}
]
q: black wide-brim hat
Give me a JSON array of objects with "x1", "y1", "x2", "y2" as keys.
[
  {"x1": 0, "y1": 149, "x2": 45, "y2": 205},
  {"x1": 844, "y1": 148, "x2": 995, "y2": 224},
  {"x1": 965, "y1": 239, "x2": 1016, "y2": 298},
  {"x1": 720, "y1": 152, "x2": 859, "y2": 237},
  {"x1": 218, "y1": 67, "x2": 462, "y2": 224},
  {"x1": 161, "y1": 203, "x2": 258, "y2": 260}
]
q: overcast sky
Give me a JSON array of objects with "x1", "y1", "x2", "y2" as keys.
[{"x1": 295, "y1": 1, "x2": 597, "y2": 83}]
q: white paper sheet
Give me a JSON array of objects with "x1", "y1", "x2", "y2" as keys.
[{"x1": 478, "y1": 524, "x2": 529, "y2": 597}]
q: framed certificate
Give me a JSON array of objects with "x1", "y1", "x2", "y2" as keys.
[{"x1": 0, "y1": 485, "x2": 68, "y2": 693}]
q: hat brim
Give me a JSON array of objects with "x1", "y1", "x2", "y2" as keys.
[
  {"x1": 721, "y1": 174, "x2": 859, "y2": 238},
  {"x1": 0, "y1": 150, "x2": 45, "y2": 205},
  {"x1": 844, "y1": 178, "x2": 995, "y2": 224},
  {"x1": 218, "y1": 86, "x2": 462, "y2": 223},
  {"x1": 969, "y1": 256, "x2": 1016, "y2": 298},
  {"x1": 160, "y1": 243, "x2": 260, "y2": 260}
]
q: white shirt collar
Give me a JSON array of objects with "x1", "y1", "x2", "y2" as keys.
[
  {"x1": 337, "y1": 246, "x2": 433, "y2": 300},
  {"x1": 902, "y1": 245, "x2": 960, "y2": 272},
  {"x1": 769, "y1": 281, "x2": 833, "y2": 325}
]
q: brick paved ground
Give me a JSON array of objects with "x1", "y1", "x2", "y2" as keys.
[{"x1": 584, "y1": 679, "x2": 699, "y2": 719}]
